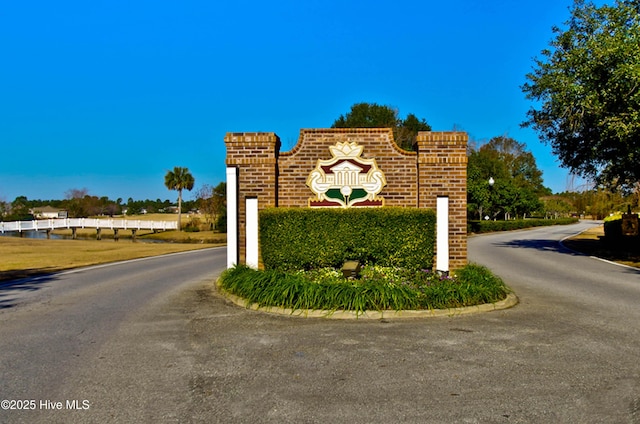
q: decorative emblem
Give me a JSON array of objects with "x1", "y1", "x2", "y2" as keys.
[{"x1": 306, "y1": 141, "x2": 386, "y2": 207}]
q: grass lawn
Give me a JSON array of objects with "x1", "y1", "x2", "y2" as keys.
[{"x1": 0, "y1": 232, "x2": 223, "y2": 282}]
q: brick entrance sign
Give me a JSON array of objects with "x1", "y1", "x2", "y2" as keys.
[{"x1": 225, "y1": 128, "x2": 468, "y2": 270}]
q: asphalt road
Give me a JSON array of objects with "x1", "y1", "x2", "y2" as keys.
[
  {"x1": 2, "y1": 222, "x2": 640, "y2": 423},
  {"x1": 0, "y1": 247, "x2": 226, "y2": 423}
]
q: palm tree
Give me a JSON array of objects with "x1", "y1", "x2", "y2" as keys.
[{"x1": 164, "y1": 166, "x2": 195, "y2": 231}]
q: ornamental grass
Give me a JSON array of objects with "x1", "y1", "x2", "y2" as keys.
[{"x1": 219, "y1": 263, "x2": 510, "y2": 315}]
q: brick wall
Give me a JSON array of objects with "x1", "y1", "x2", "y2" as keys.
[
  {"x1": 225, "y1": 128, "x2": 467, "y2": 269},
  {"x1": 416, "y1": 132, "x2": 468, "y2": 269},
  {"x1": 224, "y1": 132, "x2": 279, "y2": 263}
]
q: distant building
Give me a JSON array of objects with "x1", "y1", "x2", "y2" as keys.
[{"x1": 31, "y1": 206, "x2": 68, "y2": 219}]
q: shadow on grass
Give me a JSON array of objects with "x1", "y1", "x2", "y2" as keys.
[{"x1": 0, "y1": 269, "x2": 59, "y2": 309}]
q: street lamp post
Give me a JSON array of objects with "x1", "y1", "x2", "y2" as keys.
[{"x1": 485, "y1": 177, "x2": 495, "y2": 220}]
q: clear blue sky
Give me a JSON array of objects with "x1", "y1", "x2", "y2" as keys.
[{"x1": 1, "y1": 0, "x2": 587, "y2": 203}]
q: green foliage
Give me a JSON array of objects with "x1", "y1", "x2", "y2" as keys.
[
  {"x1": 540, "y1": 195, "x2": 575, "y2": 218},
  {"x1": 603, "y1": 215, "x2": 640, "y2": 264},
  {"x1": 522, "y1": 0, "x2": 640, "y2": 192},
  {"x1": 4, "y1": 196, "x2": 34, "y2": 221},
  {"x1": 126, "y1": 197, "x2": 173, "y2": 215},
  {"x1": 164, "y1": 166, "x2": 195, "y2": 193},
  {"x1": 259, "y1": 207, "x2": 435, "y2": 271},
  {"x1": 183, "y1": 217, "x2": 201, "y2": 232},
  {"x1": 604, "y1": 217, "x2": 623, "y2": 239},
  {"x1": 468, "y1": 217, "x2": 578, "y2": 233},
  {"x1": 551, "y1": 187, "x2": 639, "y2": 218},
  {"x1": 1, "y1": 194, "x2": 183, "y2": 221},
  {"x1": 467, "y1": 136, "x2": 547, "y2": 220},
  {"x1": 164, "y1": 166, "x2": 195, "y2": 230},
  {"x1": 0, "y1": 199, "x2": 8, "y2": 219},
  {"x1": 195, "y1": 182, "x2": 226, "y2": 229},
  {"x1": 332, "y1": 103, "x2": 398, "y2": 128},
  {"x1": 331, "y1": 102, "x2": 431, "y2": 151},
  {"x1": 218, "y1": 263, "x2": 510, "y2": 314},
  {"x1": 216, "y1": 209, "x2": 227, "y2": 233}
]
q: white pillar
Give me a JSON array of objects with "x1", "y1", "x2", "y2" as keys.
[
  {"x1": 226, "y1": 167, "x2": 238, "y2": 269},
  {"x1": 436, "y1": 196, "x2": 449, "y2": 273},
  {"x1": 245, "y1": 197, "x2": 259, "y2": 269}
]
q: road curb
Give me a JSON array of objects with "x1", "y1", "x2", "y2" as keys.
[{"x1": 214, "y1": 280, "x2": 519, "y2": 320}]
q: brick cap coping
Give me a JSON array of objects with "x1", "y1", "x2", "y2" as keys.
[
  {"x1": 280, "y1": 127, "x2": 414, "y2": 158},
  {"x1": 215, "y1": 280, "x2": 518, "y2": 320}
]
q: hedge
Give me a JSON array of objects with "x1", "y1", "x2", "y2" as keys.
[
  {"x1": 468, "y1": 217, "x2": 578, "y2": 233},
  {"x1": 259, "y1": 207, "x2": 436, "y2": 272},
  {"x1": 604, "y1": 217, "x2": 622, "y2": 239},
  {"x1": 604, "y1": 215, "x2": 640, "y2": 244}
]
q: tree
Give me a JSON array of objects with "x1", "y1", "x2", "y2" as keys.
[
  {"x1": 0, "y1": 198, "x2": 8, "y2": 219},
  {"x1": 540, "y1": 195, "x2": 575, "y2": 219},
  {"x1": 331, "y1": 103, "x2": 431, "y2": 150},
  {"x1": 467, "y1": 137, "x2": 547, "y2": 220},
  {"x1": 195, "y1": 182, "x2": 226, "y2": 230},
  {"x1": 63, "y1": 188, "x2": 90, "y2": 218},
  {"x1": 7, "y1": 196, "x2": 33, "y2": 221},
  {"x1": 164, "y1": 166, "x2": 195, "y2": 231},
  {"x1": 483, "y1": 136, "x2": 549, "y2": 196},
  {"x1": 522, "y1": 0, "x2": 640, "y2": 192}
]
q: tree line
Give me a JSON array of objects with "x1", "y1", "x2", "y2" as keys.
[{"x1": 333, "y1": 102, "x2": 639, "y2": 219}]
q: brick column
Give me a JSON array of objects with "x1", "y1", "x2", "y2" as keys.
[
  {"x1": 416, "y1": 131, "x2": 468, "y2": 270},
  {"x1": 224, "y1": 132, "x2": 279, "y2": 265}
]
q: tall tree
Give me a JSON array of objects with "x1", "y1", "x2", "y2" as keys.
[
  {"x1": 195, "y1": 182, "x2": 226, "y2": 230},
  {"x1": 522, "y1": 0, "x2": 640, "y2": 192},
  {"x1": 484, "y1": 136, "x2": 548, "y2": 196},
  {"x1": 63, "y1": 188, "x2": 90, "y2": 218},
  {"x1": 331, "y1": 103, "x2": 431, "y2": 150},
  {"x1": 467, "y1": 137, "x2": 547, "y2": 220},
  {"x1": 164, "y1": 167, "x2": 195, "y2": 231},
  {"x1": 7, "y1": 196, "x2": 33, "y2": 221}
]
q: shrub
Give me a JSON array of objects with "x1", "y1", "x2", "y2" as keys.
[
  {"x1": 218, "y1": 263, "x2": 510, "y2": 314},
  {"x1": 259, "y1": 207, "x2": 435, "y2": 271},
  {"x1": 603, "y1": 217, "x2": 622, "y2": 239},
  {"x1": 468, "y1": 217, "x2": 578, "y2": 233},
  {"x1": 184, "y1": 217, "x2": 201, "y2": 232},
  {"x1": 604, "y1": 215, "x2": 640, "y2": 246}
]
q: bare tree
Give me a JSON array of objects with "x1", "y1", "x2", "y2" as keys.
[{"x1": 195, "y1": 182, "x2": 225, "y2": 230}]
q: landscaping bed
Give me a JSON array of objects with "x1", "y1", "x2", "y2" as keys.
[{"x1": 218, "y1": 263, "x2": 511, "y2": 316}]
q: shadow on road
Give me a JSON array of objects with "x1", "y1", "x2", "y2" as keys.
[
  {"x1": 494, "y1": 238, "x2": 572, "y2": 253},
  {"x1": 0, "y1": 271, "x2": 59, "y2": 309},
  {"x1": 494, "y1": 238, "x2": 640, "y2": 275}
]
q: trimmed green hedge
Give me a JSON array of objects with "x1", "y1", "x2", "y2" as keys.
[
  {"x1": 468, "y1": 217, "x2": 578, "y2": 233},
  {"x1": 260, "y1": 207, "x2": 436, "y2": 271},
  {"x1": 604, "y1": 216, "x2": 640, "y2": 244},
  {"x1": 604, "y1": 217, "x2": 622, "y2": 239}
]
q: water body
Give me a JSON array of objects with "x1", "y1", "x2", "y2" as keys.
[{"x1": 0, "y1": 231, "x2": 64, "y2": 240}]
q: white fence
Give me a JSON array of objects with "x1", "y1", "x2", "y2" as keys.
[{"x1": 0, "y1": 218, "x2": 178, "y2": 233}]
